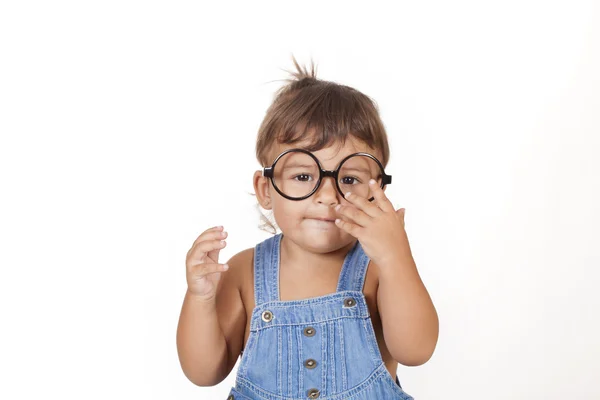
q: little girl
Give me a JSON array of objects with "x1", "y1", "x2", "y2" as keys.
[{"x1": 177, "y1": 59, "x2": 439, "y2": 400}]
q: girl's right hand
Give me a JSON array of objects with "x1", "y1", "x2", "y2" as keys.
[{"x1": 185, "y1": 225, "x2": 229, "y2": 302}]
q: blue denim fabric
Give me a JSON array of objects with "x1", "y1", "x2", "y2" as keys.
[{"x1": 227, "y1": 233, "x2": 413, "y2": 400}]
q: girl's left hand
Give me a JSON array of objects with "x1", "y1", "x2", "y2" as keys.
[{"x1": 333, "y1": 179, "x2": 410, "y2": 266}]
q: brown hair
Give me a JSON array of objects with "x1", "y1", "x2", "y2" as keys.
[{"x1": 252, "y1": 56, "x2": 391, "y2": 234}]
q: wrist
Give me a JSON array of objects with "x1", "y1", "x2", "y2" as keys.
[{"x1": 186, "y1": 289, "x2": 217, "y2": 306}]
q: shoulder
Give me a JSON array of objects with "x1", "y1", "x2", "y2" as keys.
[
  {"x1": 224, "y1": 247, "x2": 255, "y2": 286},
  {"x1": 225, "y1": 234, "x2": 275, "y2": 285},
  {"x1": 226, "y1": 246, "x2": 254, "y2": 266},
  {"x1": 220, "y1": 246, "x2": 256, "y2": 305}
]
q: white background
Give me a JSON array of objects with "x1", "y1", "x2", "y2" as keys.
[{"x1": 1, "y1": 1, "x2": 599, "y2": 399}]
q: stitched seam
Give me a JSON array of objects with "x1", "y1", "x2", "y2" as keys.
[
  {"x1": 252, "y1": 314, "x2": 369, "y2": 331},
  {"x1": 321, "y1": 321, "x2": 326, "y2": 395},
  {"x1": 329, "y1": 322, "x2": 336, "y2": 393},
  {"x1": 277, "y1": 326, "x2": 282, "y2": 395},
  {"x1": 287, "y1": 325, "x2": 292, "y2": 396},
  {"x1": 271, "y1": 234, "x2": 279, "y2": 303},
  {"x1": 255, "y1": 242, "x2": 262, "y2": 306},
  {"x1": 339, "y1": 319, "x2": 346, "y2": 391},
  {"x1": 297, "y1": 326, "x2": 303, "y2": 396},
  {"x1": 255, "y1": 290, "x2": 365, "y2": 308}
]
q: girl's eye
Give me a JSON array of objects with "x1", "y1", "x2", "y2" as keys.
[
  {"x1": 340, "y1": 176, "x2": 360, "y2": 185},
  {"x1": 293, "y1": 174, "x2": 313, "y2": 182}
]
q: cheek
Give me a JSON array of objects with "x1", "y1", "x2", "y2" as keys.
[{"x1": 271, "y1": 199, "x2": 307, "y2": 222}]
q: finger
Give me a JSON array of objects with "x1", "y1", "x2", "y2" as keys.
[
  {"x1": 193, "y1": 226, "x2": 225, "y2": 247},
  {"x1": 369, "y1": 180, "x2": 395, "y2": 213},
  {"x1": 343, "y1": 191, "x2": 381, "y2": 218},
  {"x1": 190, "y1": 262, "x2": 230, "y2": 277},
  {"x1": 334, "y1": 203, "x2": 370, "y2": 227},
  {"x1": 334, "y1": 218, "x2": 363, "y2": 238},
  {"x1": 188, "y1": 229, "x2": 227, "y2": 261},
  {"x1": 189, "y1": 229, "x2": 227, "y2": 259},
  {"x1": 187, "y1": 239, "x2": 227, "y2": 265}
]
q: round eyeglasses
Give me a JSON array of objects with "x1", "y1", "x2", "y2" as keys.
[{"x1": 262, "y1": 148, "x2": 392, "y2": 201}]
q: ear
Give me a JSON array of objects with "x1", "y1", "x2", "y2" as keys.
[{"x1": 253, "y1": 170, "x2": 272, "y2": 210}]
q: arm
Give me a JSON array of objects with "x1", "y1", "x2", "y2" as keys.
[
  {"x1": 375, "y1": 239, "x2": 439, "y2": 366},
  {"x1": 176, "y1": 250, "x2": 248, "y2": 386}
]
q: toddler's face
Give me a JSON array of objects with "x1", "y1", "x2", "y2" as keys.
[{"x1": 253, "y1": 136, "x2": 385, "y2": 254}]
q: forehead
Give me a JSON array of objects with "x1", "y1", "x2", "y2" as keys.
[{"x1": 267, "y1": 137, "x2": 381, "y2": 167}]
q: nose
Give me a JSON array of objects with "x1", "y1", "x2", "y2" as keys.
[{"x1": 314, "y1": 174, "x2": 340, "y2": 206}]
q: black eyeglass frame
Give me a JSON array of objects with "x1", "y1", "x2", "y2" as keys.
[{"x1": 262, "y1": 148, "x2": 392, "y2": 202}]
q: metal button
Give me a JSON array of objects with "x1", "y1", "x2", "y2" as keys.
[
  {"x1": 303, "y1": 327, "x2": 316, "y2": 337},
  {"x1": 227, "y1": 396, "x2": 234, "y2": 400},
  {"x1": 343, "y1": 297, "x2": 356, "y2": 307},
  {"x1": 307, "y1": 388, "x2": 320, "y2": 398},
  {"x1": 261, "y1": 310, "x2": 273, "y2": 322},
  {"x1": 304, "y1": 358, "x2": 317, "y2": 369}
]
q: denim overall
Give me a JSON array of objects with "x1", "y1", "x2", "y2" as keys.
[{"x1": 227, "y1": 233, "x2": 413, "y2": 400}]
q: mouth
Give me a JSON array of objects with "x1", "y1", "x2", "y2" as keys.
[{"x1": 308, "y1": 218, "x2": 336, "y2": 223}]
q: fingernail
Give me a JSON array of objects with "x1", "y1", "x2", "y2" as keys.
[{"x1": 223, "y1": 264, "x2": 229, "y2": 270}]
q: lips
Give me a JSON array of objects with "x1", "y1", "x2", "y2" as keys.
[{"x1": 309, "y1": 217, "x2": 336, "y2": 222}]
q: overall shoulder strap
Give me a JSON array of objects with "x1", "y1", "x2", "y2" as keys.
[
  {"x1": 336, "y1": 240, "x2": 370, "y2": 293},
  {"x1": 253, "y1": 233, "x2": 282, "y2": 305}
]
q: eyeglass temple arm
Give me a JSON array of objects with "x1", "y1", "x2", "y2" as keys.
[{"x1": 262, "y1": 167, "x2": 273, "y2": 178}]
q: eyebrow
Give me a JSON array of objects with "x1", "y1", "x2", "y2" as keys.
[
  {"x1": 283, "y1": 164, "x2": 373, "y2": 174},
  {"x1": 282, "y1": 163, "x2": 318, "y2": 169},
  {"x1": 341, "y1": 167, "x2": 371, "y2": 174}
]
